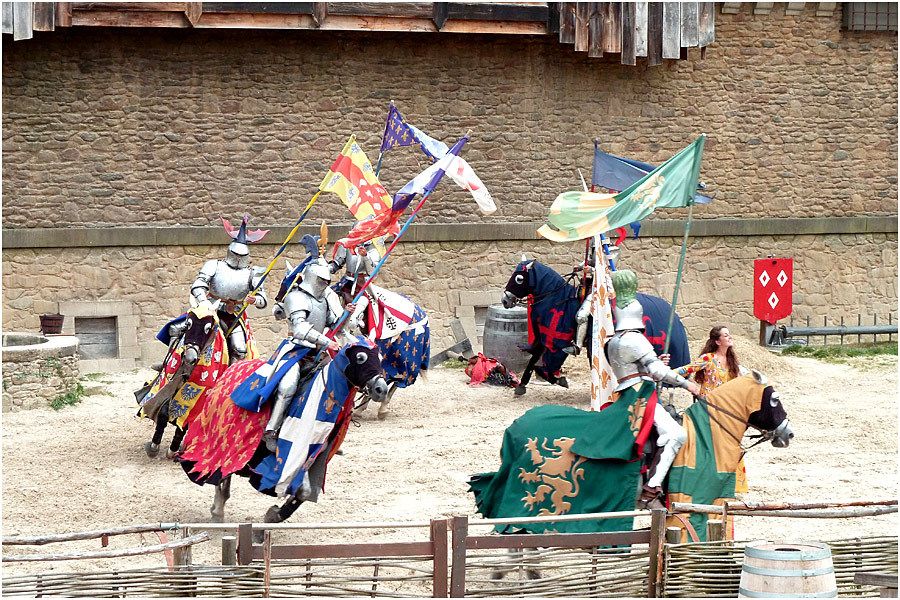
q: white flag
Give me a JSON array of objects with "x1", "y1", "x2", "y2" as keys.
[
  {"x1": 447, "y1": 156, "x2": 496, "y2": 215},
  {"x1": 590, "y1": 235, "x2": 617, "y2": 411}
]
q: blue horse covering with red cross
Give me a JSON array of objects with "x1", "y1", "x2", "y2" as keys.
[{"x1": 524, "y1": 261, "x2": 580, "y2": 380}]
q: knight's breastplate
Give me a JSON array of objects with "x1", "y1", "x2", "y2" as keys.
[
  {"x1": 605, "y1": 333, "x2": 644, "y2": 391},
  {"x1": 284, "y1": 289, "x2": 329, "y2": 333},
  {"x1": 209, "y1": 262, "x2": 252, "y2": 301}
]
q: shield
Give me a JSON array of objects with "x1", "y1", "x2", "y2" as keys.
[{"x1": 753, "y1": 258, "x2": 793, "y2": 324}]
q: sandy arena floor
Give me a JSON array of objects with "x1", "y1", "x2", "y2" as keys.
[{"x1": 2, "y1": 335, "x2": 897, "y2": 577}]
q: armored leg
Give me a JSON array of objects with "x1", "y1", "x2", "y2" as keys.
[
  {"x1": 646, "y1": 406, "x2": 687, "y2": 489},
  {"x1": 263, "y1": 362, "x2": 301, "y2": 451},
  {"x1": 227, "y1": 327, "x2": 248, "y2": 365}
]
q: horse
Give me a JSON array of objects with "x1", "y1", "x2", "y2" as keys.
[
  {"x1": 176, "y1": 337, "x2": 387, "y2": 530},
  {"x1": 333, "y1": 278, "x2": 430, "y2": 420},
  {"x1": 135, "y1": 301, "x2": 229, "y2": 459},
  {"x1": 469, "y1": 371, "x2": 794, "y2": 544},
  {"x1": 500, "y1": 259, "x2": 690, "y2": 396}
]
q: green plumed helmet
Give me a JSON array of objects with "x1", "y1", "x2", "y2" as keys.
[{"x1": 611, "y1": 269, "x2": 639, "y2": 307}]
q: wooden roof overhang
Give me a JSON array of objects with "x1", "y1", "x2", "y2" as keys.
[{"x1": 3, "y1": 2, "x2": 716, "y2": 66}]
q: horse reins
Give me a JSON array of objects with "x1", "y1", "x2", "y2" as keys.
[{"x1": 694, "y1": 395, "x2": 772, "y2": 459}]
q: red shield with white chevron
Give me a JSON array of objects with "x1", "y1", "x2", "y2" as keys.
[{"x1": 754, "y1": 258, "x2": 793, "y2": 324}]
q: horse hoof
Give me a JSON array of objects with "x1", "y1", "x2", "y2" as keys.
[
  {"x1": 252, "y1": 529, "x2": 266, "y2": 544},
  {"x1": 144, "y1": 442, "x2": 160, "y2": 458},
  {"x1": 264, "y1": 505, "x2": 281, "y2": 523},
  {"x1": 165, "y1": 449, "x2": 177, "y2": 461},
  {"x1": 210, "y1": 511, "x2": 224, "y2": 524},
  {"x1": 377, "y1": 409, "x2": 389, "y2": 420},
  {"x1": 557, "y1": 376, "x2": 569, "y2": 389},
  {"x1": 514, "y1": 386, "x2": 526, "y2": 397}
]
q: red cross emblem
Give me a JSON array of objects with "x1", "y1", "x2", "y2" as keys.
[{"x1": 538, "y1": 308, "x2": 574, "y2": 351}]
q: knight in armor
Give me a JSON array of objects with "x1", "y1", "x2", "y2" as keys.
[
  {"x1": 605, "y1": 269, "x2": 701, "y2": 510},
  {"x1": 191, "y1": 216, "x2": 269, "y2": 365},
  {"x1": 263, "y1": 240, "x2": 345, "y2": 451},
  {"x1": 329, "y1": 240, "x2": 382, "y2": 335}
]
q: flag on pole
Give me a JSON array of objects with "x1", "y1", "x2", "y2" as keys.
[
  {"x1": 538, "y1": 135, "x2": 706, "y2": 242},
  {"x1": 319, "y1": 135, "x2": 393, "y2": 221},
  {"x1": 592, "y1": 146, "x2": 713, "y2": 205},
  {"x1": 337, "y1": 134, "x2": 468, "y2": 248},
  {"x1": 590, "y1": 235, "x2": 618, "y2": 411},
  {"x1": 380, "y1": 104, "x2": 495, "y2": 214}
]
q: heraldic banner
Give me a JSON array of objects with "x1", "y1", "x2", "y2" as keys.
[{"x1": 469, "y1": 382, "x2": 657, "y2": 534}]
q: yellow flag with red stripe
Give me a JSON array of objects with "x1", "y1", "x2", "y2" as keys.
[{"x1": 319, "y1": 135, "x2": 393, "y2": 221}]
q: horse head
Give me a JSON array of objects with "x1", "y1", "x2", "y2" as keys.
[
  {"x1": 181, "y1": 302, "x2": 220, "y2": 367},
  {"x1": 705, "y1": 370, "x2": 795, "y2": 448},
  {"x1": 340, "y1": 337, "x2": 389, "y2": 403},
  {"x1": 502, "y1": 259, "x2": 535, "y2": 308}
]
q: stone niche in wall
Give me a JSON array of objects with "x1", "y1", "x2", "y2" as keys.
[{"x1": 57, "y1": 300, "x2": 140, "y2": 373}]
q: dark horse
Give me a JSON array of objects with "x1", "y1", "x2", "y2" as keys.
[
  {"x1": 177, "y1": 338, "x2": 387, "y2": 531},
  {"x1": 135, "y1": 302, "x2": 227, "y2": 459},
  {"x1": 501, "y1": 259, "x2": 690, "y2": 396}
]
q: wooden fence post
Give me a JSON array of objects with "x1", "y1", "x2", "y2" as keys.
[
  {"x1": 647, "y1": 508, "x2": 666, "y2": 597},
  {"x1": 237, "y1": 523, "x2": 254, "y2": 565},
  {"x1": 449, "y1": 516, "x2": 468, "y2": 598},
  {"x1": 173, "y1": 527, "x2": 197, "y2": 597},
  {"x1": 707, "y1": 519, "x2": 725, "y2": 542},
  {"x1": 221, "y1": 535, "x2": 237, "y2": 566},
  {"x1": 431, "y1": 519, "x2": 449, "y2": 598}
]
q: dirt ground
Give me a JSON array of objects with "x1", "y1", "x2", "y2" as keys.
[{"x1": 2, "y1": 334, "x2": 897, "y2": 577}]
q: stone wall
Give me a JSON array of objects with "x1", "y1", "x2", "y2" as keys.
[
  {"x1": 2, "y1": 336, "x2": 80, "y2": 411},
  {"x1": 1, "y1": 4, "x2": 896, "y2": 230},
  {"x1": 1, "y1": 4, "x2": 897, "y2": 360},
  {"x1": 3, "y1": 231, "x2": 895, "y2": 358}
]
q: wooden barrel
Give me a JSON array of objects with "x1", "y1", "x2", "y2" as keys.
[
  {"x1": 481, "y1": 304, "x2": 530, "y2": 376},
  {"x1": 739, "y1": 541, "x2": 837, "y2": 598}
]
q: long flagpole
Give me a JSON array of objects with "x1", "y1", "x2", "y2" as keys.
[
  {"x1": 661, "y1": 134, "x2": 705, "y2": 357},
  {"x1": 223, "y1": 190, "x2": 323, "y2": 337},
  {"x1": 329, "y1": 134, "x2": 469, "y2": 337},
  {"x1": 374, "y1": 100, "x2": 394, "y2": 178}
]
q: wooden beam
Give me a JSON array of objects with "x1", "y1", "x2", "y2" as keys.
[
  {"x1": 680, "y1": 1, "x2": 698, "y2": 46},
  {"x1": 546, "y1": 0, "x2": 560, "y2": 34},
  {"x1": 56, "y1": 2, "x2": 72, "y2": 27},
  {"x1": 432, "y1": 2, "x2": 448, "y2": 29},
  {"x1": 73, "y1": 2, "x2": 189, "y2": 11},
  {"x1": 311, "y1": 1, "x2": 326, "y2": 27},
  {"x1": 327, "y1": 3, "x2": 432, "y2": 18},
  {"x1": 12, "y1": 1, "x2": 33, "y2": 40},
  {"x1": 588, "y1": 2, "x2": 602, "y2": 58},
  {"x1": 662, "y1": 2, "x2": 681, "y2": 58},
  {"x1": 574, "y1": 1, "x2": 591, "y2": 52},
  {"x1": 445, "y1": 3, "x2": 549, "y2": 23},
  {"x1": 33, "y1": 2, "x2": 56, "y2": 31},
  {"x1": 200, "y1": 2, "x2": 315, "y2": 14},
  {"x1": 71, "y1": 9, "x2": 190, "y2": 27},
  {"x1": 698, "y1": 2, "x2": 714, "y2": 47},
  {"x1": 441, "y1": 19, "x2": 545, "y2": 34},
  {"x1": 252, "y1": 541, "x2": 435, "y2": 560},
  {"x1": 184, "y1": 2, "x2": 201, "y2": 26},
  {"x1": 634, "y1": 1, "x2": 648, "y2": 57},
  {"x1": 559, "y1": 1, "x2": 576, "y2": 44},
  {"x1": 621, "y1": 1, "x2": 637, "y2": 64},
  {"x1": 601, "y1": 2, "x2": 621, "y2": 54},
  {"x1": 430, "y1": 520, "x2": 449, "y2": 599},
  {"x1": 647, "y1": 1, "x2": 663, "y2": 65},
  {"x1": 2, "y1": 2, "x2": 13, "y2": 34}
]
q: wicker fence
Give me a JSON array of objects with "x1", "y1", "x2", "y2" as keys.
[
  {"x1": 3, "y1": 503, "x2": 898, "y2": 597},
  {"x1": 664, "y1": 536, "x2": 898, "y2": 598}
]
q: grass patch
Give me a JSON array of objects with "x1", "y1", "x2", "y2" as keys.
[
  {"x1": 50, "y1": 383, "x2": 86, "y2": 410},
  {"x1": 781, "y1": 341, "x2": 897, "y2": 362},
  {"x1": 438, "y1": 357, "x2": 470, "y2": 370}
]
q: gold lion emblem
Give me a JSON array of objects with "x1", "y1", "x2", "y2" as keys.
[
  {"x1": 518, "y1": 437, "x2": 587, "y2": 516},
  {"x1": 630, "y1": 173, "x2": 665, "y2": 211}
]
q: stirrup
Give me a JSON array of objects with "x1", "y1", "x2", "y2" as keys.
[{"x1": 562, "y1": 345, "x2": 581, "y2": 356}]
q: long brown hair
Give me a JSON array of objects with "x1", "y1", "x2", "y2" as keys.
[{"x1": 696, "y1": 326, "x2": 739, "y2": 385}]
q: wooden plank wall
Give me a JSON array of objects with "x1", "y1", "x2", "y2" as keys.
[{"x1": 557, "y1": 1, "x2": 715, "y2": 65}]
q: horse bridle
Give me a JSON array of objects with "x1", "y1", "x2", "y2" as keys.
[
  {"x1": 508, "y1": 268, "x2": 581, "y2": 308},
  {"x1": 693, "y1": 395, "x2": 781, "y2": 458}
]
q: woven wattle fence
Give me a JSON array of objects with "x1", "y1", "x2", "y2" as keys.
[{"x1": 663, "y1": 536, "x2": 898, "y2": 598}]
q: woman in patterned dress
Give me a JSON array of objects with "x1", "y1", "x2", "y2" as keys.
[{"x1": 675, "y1": 326, "x2": 751, "y2": 493}]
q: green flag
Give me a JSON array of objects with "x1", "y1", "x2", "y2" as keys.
[
  {"x1": 538, "y1": 135, "x2": 706, "y2": 242},
  {"x1": 469, "y1": 383, "x2": 657, "y2": 534}
]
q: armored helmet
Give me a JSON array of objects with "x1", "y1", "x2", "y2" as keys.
[
  {"x1": 299, "y1": 258, "x2": 333, "y2": 298},
  {"x1": 222, "y1": 215, "x2": 268, "y2": 270},
  {"x1": 611, "y1": 269, "x2": 644, "y2": 332}
]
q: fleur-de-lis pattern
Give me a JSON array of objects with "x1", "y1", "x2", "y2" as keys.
[{"x1": 589, "y1": 236, "x2": 618, "y2": 411}]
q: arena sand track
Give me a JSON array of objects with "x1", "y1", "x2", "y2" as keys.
[{"x1": 2, "y1": 335, "x2": 896, "y2": 577}]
